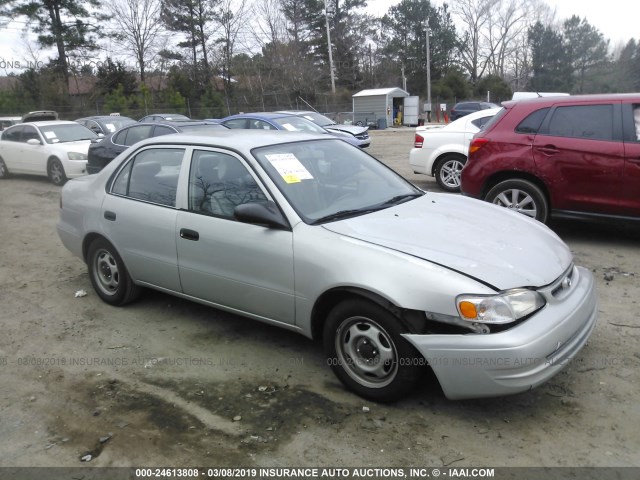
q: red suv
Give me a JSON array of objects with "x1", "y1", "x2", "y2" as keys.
[{"x1": 461, "y1": 94, "x2": 640, "y2": 223}]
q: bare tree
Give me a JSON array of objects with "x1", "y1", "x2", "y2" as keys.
[
  {"x1": 108, "y1": 0, "x2": 165, "y2": 82},
  {"x1": 452, "y1": 0, "x2": 499, "y2": 84},
  {"x1": 213, "y1": 0, "x2": 250, "y2": 112}
]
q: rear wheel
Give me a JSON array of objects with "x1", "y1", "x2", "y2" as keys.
[
  {"x1": 323, "y1": 298, "x2": 422, "y2": 402},
  {"x1": 485, "y1": 179, "x2": 548, "y2": 223},
  {"x1": 0, "y1": 157, "x2": 9, "y2": 178},
  {"x1": 434, "y1": 154, "x2": 466, "y2": 192},
  {"x1": 87, "y1": 238, "x2": 140, "y2": 306},
  {"x1": 47, "y1": 158, "x2": 67, "y2": 186}
]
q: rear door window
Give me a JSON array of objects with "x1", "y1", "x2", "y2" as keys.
[
  {"x1": 2, "y1": 126, "x2": 23, "y2": 142},
  {"x1": 546, "y1": 105, "x2": 614, "y2": 141},
  {"x1": 111, "y1": 148, "x2": 185, "y2": 207}
]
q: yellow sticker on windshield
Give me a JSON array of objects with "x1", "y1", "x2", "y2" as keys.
[{"x1": 265, "y1": 153, "x2": 313, "y2": 184}]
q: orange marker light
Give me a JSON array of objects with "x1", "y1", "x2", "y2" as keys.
[{"x1": 459, "y1": 301, "x2": 478, "y2": 319}]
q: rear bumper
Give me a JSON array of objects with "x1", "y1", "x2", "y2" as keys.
[{"x1": 403, "y1": 266, "x2": 597, "y2": 399}]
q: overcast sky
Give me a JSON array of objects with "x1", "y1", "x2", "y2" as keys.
[
  {"x1": 0, "y1": 0, "x2": 637, "y2": 73},
  {"x1": 366, "y1": 0, "x2": 637, "y2": 47}
]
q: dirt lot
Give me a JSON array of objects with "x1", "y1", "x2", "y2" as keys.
[{"x1": 0, "y1": 127, "x2": 639, "y2": 470}]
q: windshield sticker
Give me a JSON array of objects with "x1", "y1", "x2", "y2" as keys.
[
  {"x1": 44, "y1": 131, "x2": 57, "y2": 140},
  {"x1": 280, "y1": 123, "x2": 297, "y2": 132},
  {"x1": 105, "y1": 123, "x2": 116, "y2": 132},
  {"x1": 265, "y1": 153, "x2": 314, "y2": 184}
]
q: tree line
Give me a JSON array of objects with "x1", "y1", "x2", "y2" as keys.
[{"x1": 1, "y1": 0, "x2": 639, "y2": 118}]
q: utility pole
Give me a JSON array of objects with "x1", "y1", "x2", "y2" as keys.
[
  {"x1": 424, "y1": 20, "x2": 432, "y2": 122},
  {"x1": 324, "y1": 0, "x2": 336, "y2": 94}
]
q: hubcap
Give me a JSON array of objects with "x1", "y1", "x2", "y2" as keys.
[
  {"x1": 335, "y1": 316, "x2": 398, "y2": 388},
  {"x1": 440, "y1": 159, "x2": 463, "y2": 188},
  {"x1": 94, "y1": 249, "x2": 120, "y2": 296},
  {"x1": 50, "y1": 162, "x2": 63, "y2": 183},
  {"x1": 492, "y1": 188, "x2": 537, "y2": 218}
]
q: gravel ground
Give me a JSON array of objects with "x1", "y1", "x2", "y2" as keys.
[{"x1": 0, "y1": 127, "x2": 638, "y2": 470}]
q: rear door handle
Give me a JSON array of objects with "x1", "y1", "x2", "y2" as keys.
[
  {"x1": 104, "y1": 211, "x2": 116, "y2": 221},
  {"x1": 180, "y1": 228, "x2": 199, "y2": 241}
]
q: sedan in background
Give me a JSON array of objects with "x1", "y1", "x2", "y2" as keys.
[
  {"x1": 87, "y1": 121, "x2": 228, "y2": 173},
  {"x1": 218, "y1": 112, "x2": 364, "y2": 148},
  {"x1": 58, "y1": 130, "x2": 596, "y2": 402},
  {"x1": 276, "y1": 110, "x2": 370, "y2": 148},
  {"x1": 75, "y1": 115, "x2": 136, "y2": 136},
  {"x1": 0, "y1": 116, "x2": 21, "y2": 131},
  {"x1": 0, "y1": 121, "x2": 96, "y2": 185},
  {"x1": 449, "y1": 101, "x2": 499, "y2": 121},
  {"x1": 409, "y1": 108, "x2": 500, "y2": 192}
]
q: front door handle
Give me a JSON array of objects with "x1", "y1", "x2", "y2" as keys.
[
  {"x1": 536, "y1": 145, "x2": 560, "y2": 156},
  {"x1": 104, "y1": 210, "x2": 116, "y2": 221},
  {"x1": 180, "y1": 228, "x2": 199, "y2": 241}
]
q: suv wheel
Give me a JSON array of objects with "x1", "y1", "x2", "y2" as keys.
[{"x1": 485, "y1": 179, "x2": 548, "y2": 223}]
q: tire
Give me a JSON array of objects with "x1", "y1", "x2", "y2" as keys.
[
  {"x1": 485, "y1": 179, "x2": 549, "y2": 223},
  {"x1": 87, "y1": 238, "x2": 140, "y2": 306},
  {"x1": 47, "y1": 157, "x2": 67, "y2": 186},
  {"x1": 434, "y1": 154, "x2": 466, "y2": 192},
  {"x1": 323, "y1": 298, "x2": 422, "y2": 402},
  {"x1": 0, "y1": 157, "x2": 9, "y2": 178}
]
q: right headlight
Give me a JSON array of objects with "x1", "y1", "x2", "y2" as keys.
[{"x1": 456, "y1": 289, "x2": 546, "y2": 324}]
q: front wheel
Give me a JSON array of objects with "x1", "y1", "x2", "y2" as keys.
[
  {"x1": 47, "y1": 158, "x2": 67, "y2": 186},
  {"x1": 485, "y1": 179, "x2": 548, "y2": 223},
  {"x1": 87, "y1": 238, "x2": 140, "y2": 306},
  {"x1": 434, "y1": 154, "x2": 466, "y2": 192},
  {"x1": 323, "y1": 299, "x2": 422, "y2": 402}
]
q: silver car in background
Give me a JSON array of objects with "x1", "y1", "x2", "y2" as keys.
[{"x1": 57, "y1": 130, "x2": 597, "y2": 401}]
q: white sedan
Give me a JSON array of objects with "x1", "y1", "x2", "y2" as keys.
[
  {"x1": 410, "y1": 107, "x2": 501, "y2": 192},
  {"x1": 0, "y1": 121, "x2": 97, "y2": 185}
]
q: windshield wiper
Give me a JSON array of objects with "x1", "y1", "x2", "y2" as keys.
[
  {"x1": 312, "y1": 207, "x2": 383, "y2": 225},
  {"x1": 377, "y1": 192, "x2": 423, "y2": 207}
]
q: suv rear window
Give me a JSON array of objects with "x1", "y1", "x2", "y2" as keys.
[{"x1": 515, "y1": 108, "x2": 550, "y2": 134}]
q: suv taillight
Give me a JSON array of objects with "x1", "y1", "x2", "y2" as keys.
[
  {"x1": 414, "y1": 134, "x2": 424, "y2": 148},
  {"x1": 469, "y1": 138, "x2": 489, "y2": 155}
]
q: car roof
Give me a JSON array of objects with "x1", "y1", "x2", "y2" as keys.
[
  {"x1": 21, "y1": 120, "x2": 80, "y2": 127},
  {"x1": 503, "y1": 93, "x2": 640, "y2": 108},
  {"x1": 131, "y1": 129, "x2": 332, "y2": 151},
  {"x1": 76, "y1": 115, "x2": 133, "y2": 121},
  {"x1": 223, "y1": 112, "x2": 296, "y2": 121}
]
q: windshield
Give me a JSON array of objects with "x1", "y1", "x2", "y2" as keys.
[
  {"x1": 39, "y1": 124, "x2": 98, "y2": 144},
  {"x1": 273, "y1": 116, "x2": 327, "y2": 134},
  {"x1": 299, "y1": 112, "x2": 336, "y2": 127},
  {"x1": 253, "y1": 139, "x2": 423, "y2": 224}
]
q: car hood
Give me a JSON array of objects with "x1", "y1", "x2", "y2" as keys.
[
  {"x1": 324, "y1": 124, "x2": 368, "y2": 135},
  {"x1": 321, "y1": 194, "x2": 571, "y2": 290},
  {"x1": 52, "y1": 140, "x2": 93, "y2": 153}
]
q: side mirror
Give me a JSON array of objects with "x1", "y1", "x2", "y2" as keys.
[
  {"x1": 26, "y1": 138, "x2": 42, "y2": 145},
  {"x1": 234, "y1": 201, "x2": 290, "y2": 229}
]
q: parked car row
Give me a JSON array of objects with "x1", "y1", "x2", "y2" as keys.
[{"x1": 0, "y1": 109, "x2": 366, "y2": 183}]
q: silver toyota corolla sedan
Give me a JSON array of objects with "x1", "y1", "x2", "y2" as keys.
[{"x1": 57, "y1": 130, "x2": 598, "y2": 401}]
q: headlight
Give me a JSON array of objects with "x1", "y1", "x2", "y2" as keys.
[
  {"x1": 456, "y1": 289, "x2": 545, "y2": 324},
  {"x1": 68, "y1": 152, "x2": 88, "y2": 160}
]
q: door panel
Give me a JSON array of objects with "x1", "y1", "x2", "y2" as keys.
[
  {"x1": 176, "y1": 212, "x2": 295, "y2": 323},
  {"x1": 533, "y1": 104, "x2": 625, "y2": 214}
]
